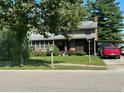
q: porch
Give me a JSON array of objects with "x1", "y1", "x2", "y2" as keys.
[{"x1": 30, "y1": 38, "x2": 97, "y2": 55}]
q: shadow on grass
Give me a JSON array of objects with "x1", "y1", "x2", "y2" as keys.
[
  {"x1": 98, "y1": 56, "x2": 118, "y2": 59},
  {"x1": 0, "y1": 59, "x2": 62, "y2": 67},
  {"x1": 26, "y1": 59, "x2": 62, "y2": 67}
]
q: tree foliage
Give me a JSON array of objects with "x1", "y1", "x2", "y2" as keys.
[
  {"x1": 86, "y1": 0, "x2": 124, "y2": 40},
  {"x1": 0, "y1": 0, "x2": 37, "y2": 65},
  {"x1": 38, "y1": 0, "x2": 87, "y2": 39},
  {"x1": 0, "y1": 27, "x2": 13, "y2": 59}
]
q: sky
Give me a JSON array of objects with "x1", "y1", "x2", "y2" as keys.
[
  {"x1": 117, "y1": 0, "x2": 124, "y2": 33},
  {"x1": 117, "y1": 0, "x2": 124, "y2": 13}
]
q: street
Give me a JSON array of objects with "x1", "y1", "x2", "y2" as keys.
[{"x1": 0, "y1": 70, "x2": 124, "y2": 92}]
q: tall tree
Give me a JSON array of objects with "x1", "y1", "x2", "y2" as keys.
[
  {"x1": 0, "y1": 26, "x2": 13, "y2": 59},
  {"x1": 0, "y1": 0, "x2": 37, "y2": 66},
  {"x1": 86, "y1": 0, "x2": 124, "y2": 40},
  {"x1": 38, "y1": 0, "x2": 87, "y2": 39}
]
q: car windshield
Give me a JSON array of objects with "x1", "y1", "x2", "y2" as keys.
[
  {"x1": 104, "y1": 47, "x2": 117, "y2": 50},
  {"x1": 121, "y1": 48, "x2": 124, "y2": 50}
]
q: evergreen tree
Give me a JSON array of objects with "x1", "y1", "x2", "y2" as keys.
[{"x1": 86, "y1": 0, "x2": 124, "y2": 40}]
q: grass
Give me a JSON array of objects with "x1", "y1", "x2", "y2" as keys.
[
  {"x1": 30, "y1": 55, "x2": 106, "y2": 66},
  {"x1": 0, "y1": 55, "x2": 106, "y2": 70},
  {"x1": 0, "y1": 66, "x2": 106, "y2": 70}
]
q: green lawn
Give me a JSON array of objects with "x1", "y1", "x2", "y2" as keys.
[
  {"x1": 0, "y1": 65, "x2": 106, "y2": 70},
  {"x1": 0, "y1": 55, "x2": 106, "y2": 70},
  {"x1": 31, "y1": 55, "x2": 105, "y2": 66}
]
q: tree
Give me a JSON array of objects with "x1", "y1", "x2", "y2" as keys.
[
  {"x1": 0, "y1": 0, "x2": 87, "y2": 66},
  {"x1": 39, "y1": 0, "x2": 87, "y2": 39},
  {"x1": 0, "y1": 0, "x2": 37, "y2": 66},
  {"x1": 35, "y1": 0, "x2": 87, "y2": 68},
  {"x1": 0, "y1": 26, "x2": 13, "y2": 59},
  {"x1": 86, "y1": 0, "x2": 124, "y2": 40}
]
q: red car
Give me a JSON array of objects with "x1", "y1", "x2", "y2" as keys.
[
  {"x1": 120, "y1": 46, "x2": 124, "y2": 55},
  {"x1": 101, "y1": 47, "x2": 121, "y2": 59}
]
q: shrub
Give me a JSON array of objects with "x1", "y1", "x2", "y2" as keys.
[
  {"x1": 10, "y1": 44, "x2": 31, "y2": 65},
  {"x1": 67, "y1": 50, "x2": 86, "y2": 56},
  {"x1": 23, "y1": 44, "x2": 31, "y2": 61},
  {"x1": 67, "y1": 50, "x2": 75, "y2": 56},
  {"x1": 32, "y1": 49, "x2": 46, "y2": 56},
  {"x1": 74, "y1": 51, "x2": 86, "y2": 56}
]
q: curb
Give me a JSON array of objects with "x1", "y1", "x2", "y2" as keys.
[
  {"x1": 0, "y1": 70, "x2": 107, "y2": 72},
  {"x1": 53, "y1": 63, "x2": 106, "y2": 68}
]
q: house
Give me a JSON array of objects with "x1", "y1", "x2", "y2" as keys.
[{"x1": 29, "y1": 21, "x2": 98, "y2": 55}]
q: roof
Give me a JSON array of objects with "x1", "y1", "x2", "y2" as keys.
[
  {"x1": 78, "y1": 21, "x2": 97, "y2": 29},
  {"x1": 30, "y1": 34, "x2": 95, "y2": 41},
  {"x1": 29, "y1": 21, "x2": 97, "y2": 41}
]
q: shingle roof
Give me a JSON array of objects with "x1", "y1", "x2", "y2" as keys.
[
  {"x1": 78, "y1": 21, "x2": 97, "y2": 29},
  {"x1": 29, "y1": 21, "x2": 97, "y2": 41}
]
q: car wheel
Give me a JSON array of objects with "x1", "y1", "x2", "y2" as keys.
[{"x1": 116, "y1": 56, "x2": 120, "y2": 59}]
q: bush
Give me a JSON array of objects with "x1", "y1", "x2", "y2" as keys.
[
  {"x1": 32, "y1": 49, "x2": 46, "y2": 56},
  {"x1": 67, "y1": 50, "x2": 86, "y2": 56},
  {"x1": 46, "y1": 45, "x2": 60, "y2": 56},
  {"x1": 10, "y1": 44, "x2": 31, "y2": 65},
  {"x1": 74, "y1": 51, "x2": 86, "y2": 56},
  {"x1": 67, "y1": 50, "x2": 75, "y2": 56},
  {"x1": 23, "y1": 43, "x2": 31, "y2": 61}
]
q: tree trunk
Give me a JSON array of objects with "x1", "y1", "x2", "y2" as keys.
[{"x1": 20, "y1": 43, "x2": 24, "y2": 66}]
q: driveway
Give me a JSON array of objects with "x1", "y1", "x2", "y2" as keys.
[{"x1": 103, "y1": 56, "x2": 124, "y2": 70}]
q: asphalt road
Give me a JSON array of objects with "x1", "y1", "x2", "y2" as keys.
[{"x1": 0, "y1": 70, "x2": 124, "y2": 92}]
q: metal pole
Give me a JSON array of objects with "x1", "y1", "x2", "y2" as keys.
[
  {"x1": 51, "y1": 34, "x2": 54, "y2": 68},
  {"x1": 51, "y1": 50, "x2": 54, "y2": 68},
  {"x1": 94, "y1": 39, "x2": 96, "y2": 55},
  {"x1": 89, "y1": 40, "x2": 91, "y2": 62}
]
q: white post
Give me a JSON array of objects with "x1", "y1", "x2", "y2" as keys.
[
  {"x1": 51, "y1": 48, "x2": 54, "y2": 68},
  {"x1": 43, "y1": 41, "x2": 45, "y2": 50},
  {"x1": 94, "y1": 39, "x2": 96, "y2": 55},
  {"x1": 64, "y1": 41, "x2": 67, "y2": 53},
  {"x1": 51, "y1": 34, "x2": 54, "y2": 68},
  {"x1": 39, "y1": 42, "x2": 41, "y2": 49},
  {"x1": 88, "y1": 40, "x2": 91, "y2": 62},
  {"x1": 86, "y1": 35, "x2": 93, "y2": 63}
]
